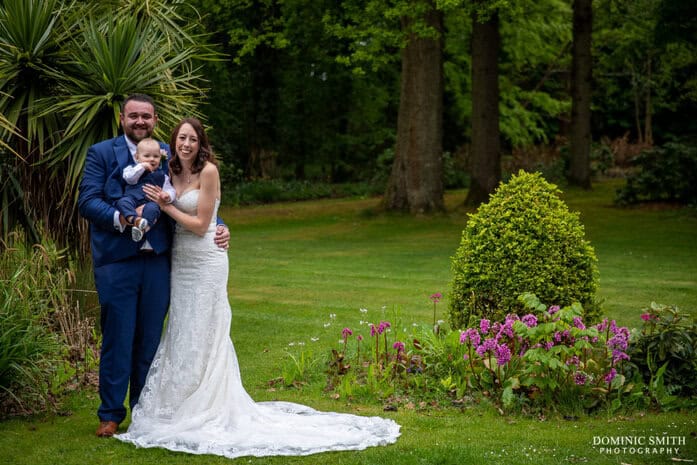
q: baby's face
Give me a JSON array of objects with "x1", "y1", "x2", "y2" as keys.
[{"x1": 136, "y1": 148, "x2": 161, "y2": 170}]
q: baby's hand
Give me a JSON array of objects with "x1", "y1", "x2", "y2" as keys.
[
  {"x1": 158, "y1": 191, "x2": 171, "y2": 203},
  {"x1": 141, "y1": 161, "x2": 155, "y2": 172}
]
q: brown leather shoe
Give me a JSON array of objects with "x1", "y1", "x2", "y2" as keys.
[{"x1": 96, "y1": 421, "x2": 119, "y2": 437}]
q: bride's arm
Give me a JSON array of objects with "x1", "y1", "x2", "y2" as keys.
[{"x1": 162, "y1": 164, "x2": 219, "y2": 237}]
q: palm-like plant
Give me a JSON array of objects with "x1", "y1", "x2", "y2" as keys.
[
  {"x1": 42, "y1": 15, "x2": 204, "y2": 192},
  {"x1": 0, "y1": 0, "x2": 219, "y2": 251},
  {"x1": 0, "y1": 0, "x2": 76, "y2": 244},
  {"x1": 0, "y1": 0, "x2": 72, "y2": 157}
]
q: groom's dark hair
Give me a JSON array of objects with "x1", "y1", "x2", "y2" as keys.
[{"x1": 121, "y1": 93, "x2": 157, "y2": 114}]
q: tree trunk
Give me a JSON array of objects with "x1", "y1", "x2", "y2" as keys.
[
  {"x1": 568, "y1": 0, "x2": 593, "y2": 189},
  {"x1": 464, "y1": 8, "x2": 500, "y2": 207},
  {"x1": 383, "y1": 3, "x2": 444, "y2": 213},
  {"x1": 644, "y1": 56, "x2": 653, "y2": 145}
]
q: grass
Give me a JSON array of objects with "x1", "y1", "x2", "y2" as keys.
[{"x1": 2, "y1": 178, "x2": 696, "y2": 464}]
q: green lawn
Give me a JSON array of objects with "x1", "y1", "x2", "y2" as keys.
[{"x1": 2, "y1": 178, "x2": 696, "y2": 464}]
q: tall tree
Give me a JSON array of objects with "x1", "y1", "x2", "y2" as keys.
[
  {"x1": 384, "y1": 2, "x2": 445, "y2": 212},
  {"x1": 326, "y1": 0, "x2": 445, "y2": 213},
  {"x1": 464, "y1": 4, "x2": 501, "y2": 206},
  {"x1": 567, "y1": 0, "x2": 592, "y2": 188}
]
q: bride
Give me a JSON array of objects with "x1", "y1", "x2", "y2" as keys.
[{"x1": 115, "y1": 118, "x2": 400, "y2": 458}]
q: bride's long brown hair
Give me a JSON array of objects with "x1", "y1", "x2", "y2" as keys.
[{"x1": 168, "y1": 117, "x2": 217, "y2": 176}]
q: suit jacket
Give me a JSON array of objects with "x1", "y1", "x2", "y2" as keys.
[{"x1": 78, "y1": 135, "x2": 172, "y2": 268}]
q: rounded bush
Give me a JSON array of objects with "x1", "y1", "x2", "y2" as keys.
[{"x1": 448, "y1": 170, "x2": 599, "y2": 329}]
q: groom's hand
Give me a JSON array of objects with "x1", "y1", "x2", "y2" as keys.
[{"x1": 214, "y1": 225, "x2": 230, "y2": 250}]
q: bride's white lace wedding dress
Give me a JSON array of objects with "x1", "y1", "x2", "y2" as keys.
[{"x1": 115, "y1": 190, "x2": 400, "y2": 458}]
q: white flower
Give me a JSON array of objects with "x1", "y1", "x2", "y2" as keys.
[
  {"x1": 310, "y1": 337, "x2": 319, "y2": 342},
  {"x1": 323, "y1": 323, "x2": 331, "y2": 328},
  {"x1": 359, "y1": 308, "x2": 368, "y2": 314}
]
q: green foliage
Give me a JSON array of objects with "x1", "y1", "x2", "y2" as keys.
[
  {"x1": 225, "y1": 179, "x2": 380, "y2": 205},
  {"x1": 449, "y1": 170, "x2": 599, "y2": 329},
  {"x1": 628, "y1": 303, "x2": 697, "y2": 405},
  {"x1": 453, "y1": 294, "x2": 634, "y2": 415},
  {"x1": 0, "y1": 229, "x2": 99, "y2": 417},
  {"x1": 615, "y1": 141, "x2": 697, "y2": 205},
  {"x1": 0, "y1": 231, "x2": 62, "y2": 416},
  {"x1": 593, "y1": 0, "x2": 697, "y2": 139}
]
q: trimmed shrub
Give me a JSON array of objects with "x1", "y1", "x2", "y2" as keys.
[{"x1": 448, "y1": 170, "x2": 599, "y2": 329}]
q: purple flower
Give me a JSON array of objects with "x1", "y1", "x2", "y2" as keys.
[
  {"x1": 467, "y1": 328, "x2": 481, "y2": 346},
  {"x1": 498, "y1": 319, "x2": 514, "y2": 339},
  {"x1": 574, "y1": 372, "x2": 587, "y2": 385},
  {"x1": 494, "y1": 344, "x2": 511, "y2": 365},
  {"x1": 357, "y1": 334, "x2": 364, "y2": 341},
  {"x1": 476, "y1": 337, "x2": 497, "y2": 357},
  {"x1": 430, "y1": 292, "x2": 442, "y2": 303},
  {"x1": 377, "y1": 321, "x2": 391, "y2": 335},
  {"x1": 612, "y1": 350, "x2": 630, "y2": 364},
  {"x1": 342, "y1": 327, "x2": 353, "y2": 338},
  {"x1": 573, "y1": 317, "x2": 586, "y2": 330},
  {"x1": 607, "y1": 333, "x2": 628, "y2": 351},
  {"x1": 640, "y1": 313, "x2": 652, "y2": 321},
  {"x1": 480, "y1": 319, "x2": 490, "y2": 334},
  {"x1": 393, "y1": 341, "x2": 405, "y2": 353},
  {"x1": 595, "y1": 319, "x2": 608, "y2": 332},
  {"x1": 521, "y1": 314, "x2": 538, "y2": 328},
  {"x1": 548, "y1": 305, "x2": 560, "y2": 315},
  {"x1": 463, "y1": 353, "x2": 469, "y2": 361},
  {"x1": 604, "y1": 368, "x2": 617, "y2": 384},
  {"x1": 370, "y1": 324, "x2": 377, "y2": 337},
  {"x1": 459, "y1": 331, "x2": 468, "y2": 344},
  {"x1": 566, "y1": 356, "x2": 580, "y2": 366}
]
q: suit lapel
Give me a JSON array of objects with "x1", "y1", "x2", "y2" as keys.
[{"x1": 113, "y1": 135, "x2": 133, "y2": 169}]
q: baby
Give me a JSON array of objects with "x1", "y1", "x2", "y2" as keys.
[{"x1": 116, "y1": 138, "x2": 176, "y2": 242}]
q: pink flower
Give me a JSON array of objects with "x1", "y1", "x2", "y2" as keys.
[
  {"x1": 574, "y1": 372, "x2": 587, "y2": 385},
  {"x1": 521, "y1": 314, "x2": 538, "y2": 328},
  {"x1": 604, "y1": 368, "x2": 617, "y2": 384},
  {"x1": 467, "y1": 328, "x2": 481, "y2": 346},
  {"x1": 357, "y1": 334, "x2": 364, "y2": 341},
  {"x1": 640, "y1": 313, "x2": 652, "y2": 321},
  {"x1": 548, "y1": 305, "x2": 560, "y2": 315},
  {"x1": 377, "y1": 321, "x2": 391, "y2": 335},
  {"x1": 370, "y1": 324, "x2": 377, "y2": 337},
  {"x1": 430, "y1": 292, "x2": 442, "y2": 303},
  {"x1": 459, "y1": 331, "x2": 468, "y2": 344},
  {"x1": 392, "y1": 341, "x2": 405, "y2": 353},
  {"x1": 494, "y1": 344, "x2": 511, "y2": 365},
  {"x1": 573, "y1": 317, "x2": 586, "y2": 330},
  {"x1": 342, "y1": 327, "x2": 353, "y2": 338},
  {"x1": 480, "y1": 319, "x2": 490, "y2": 334}
]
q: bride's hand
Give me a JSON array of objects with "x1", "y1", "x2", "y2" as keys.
[{"x1": 143, "y1": 184, "x2": 168, "y2": 207}]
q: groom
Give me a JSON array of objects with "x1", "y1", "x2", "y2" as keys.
[{"x1": 78, "y1": 94, "x2": 230, "y2": 437}]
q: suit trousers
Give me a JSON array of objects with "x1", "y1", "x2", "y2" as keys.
[{"x1": 94, "y1": 253, "x2": 170, "y2": 423}]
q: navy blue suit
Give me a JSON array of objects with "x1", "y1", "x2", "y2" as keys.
[{"x1": 78, "y1": 135, "x2": 172, "y2": 423}]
